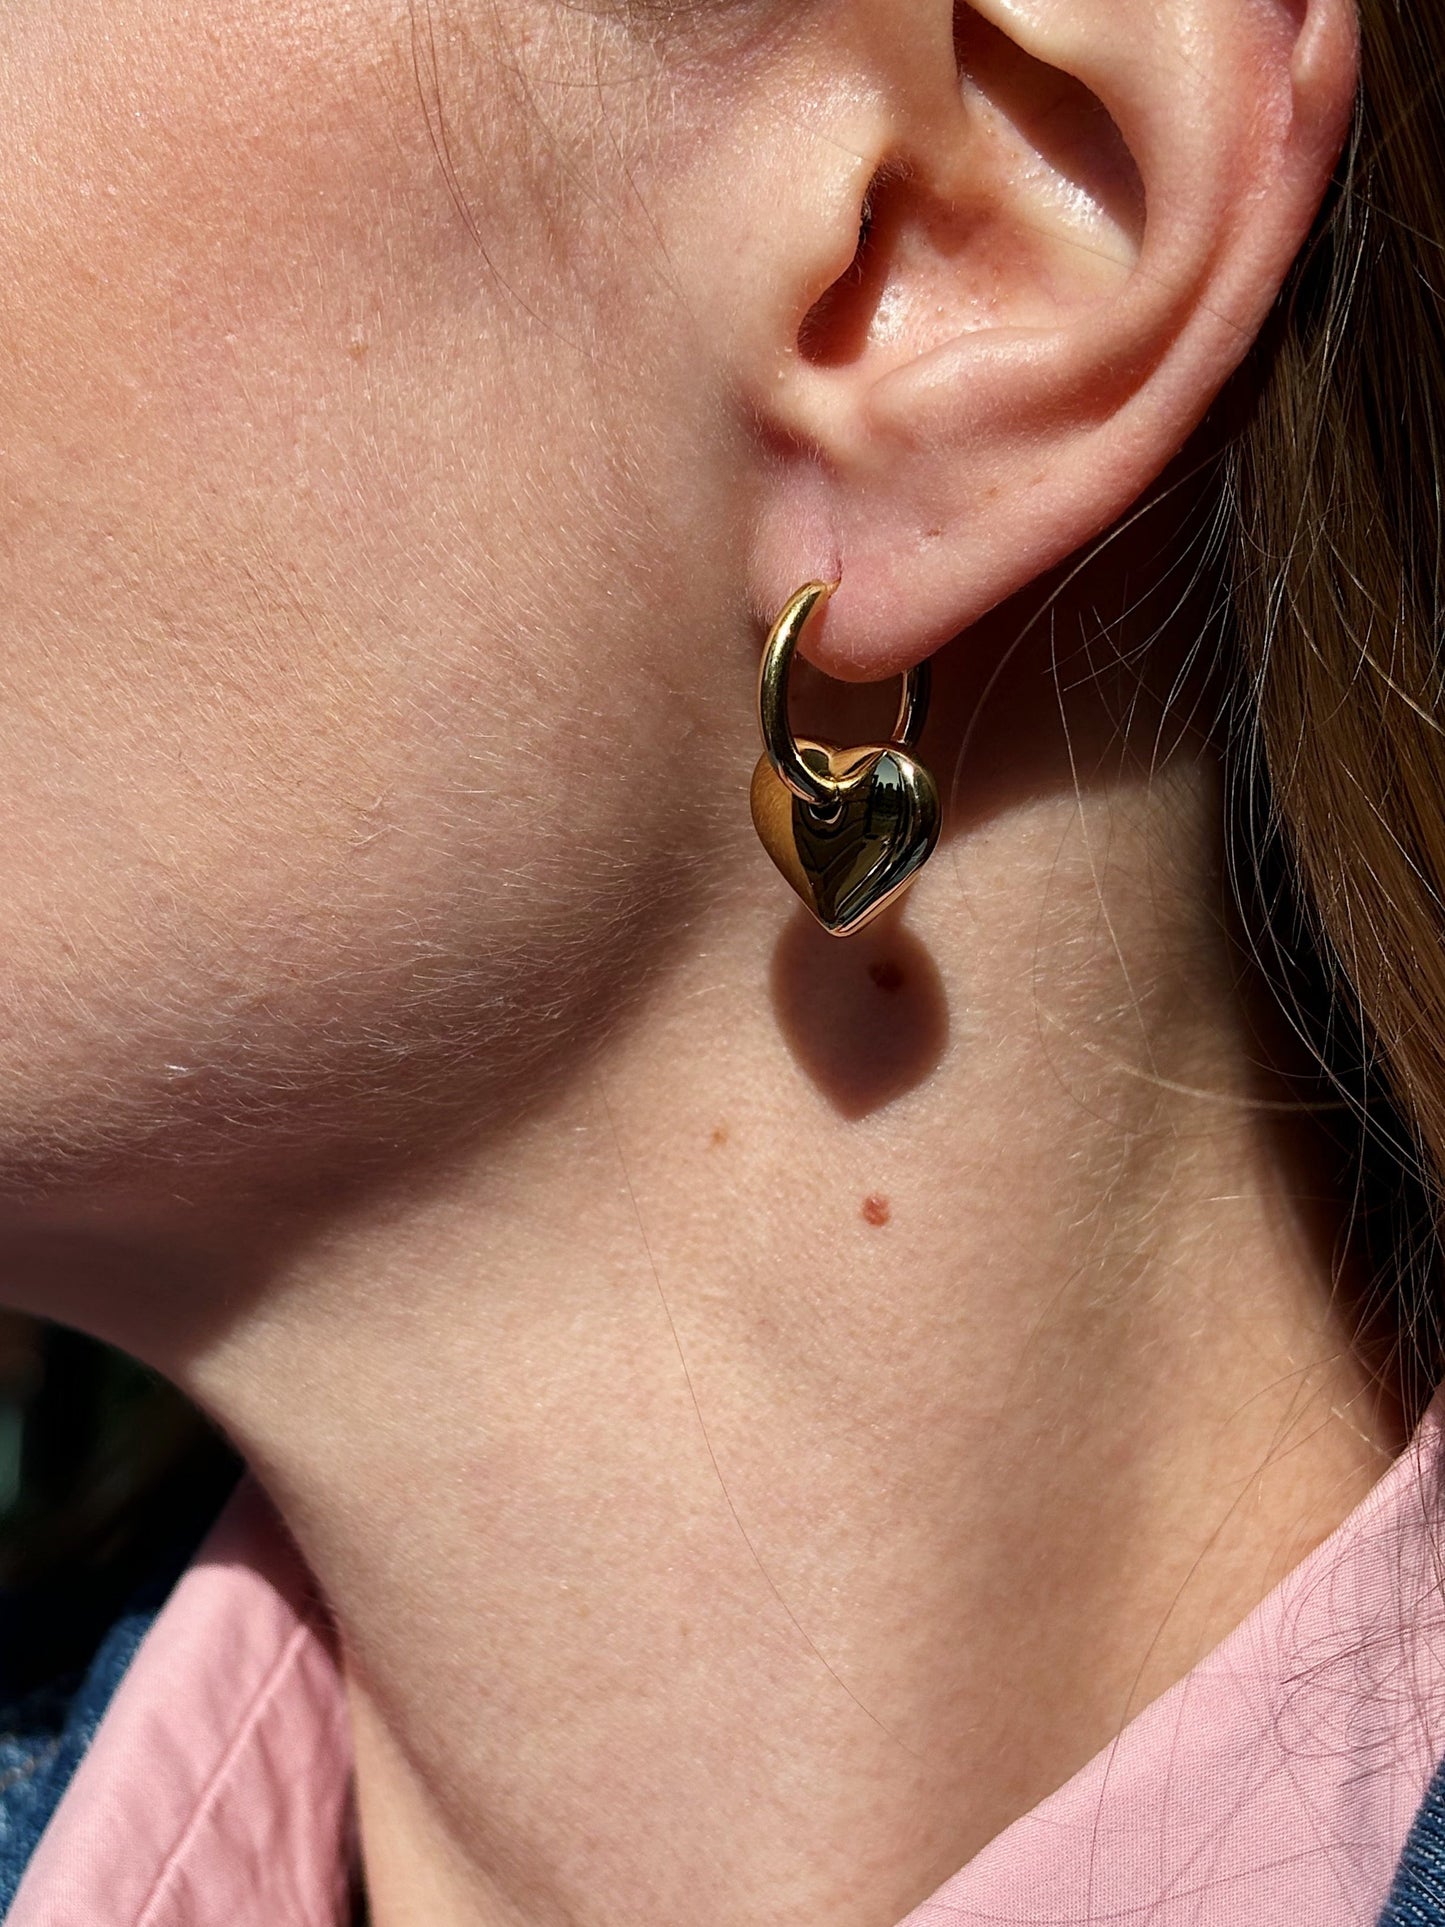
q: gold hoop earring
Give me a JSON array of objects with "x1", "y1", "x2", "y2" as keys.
[{"x1": 750, "y1": 580, "x2": 942, "y2": 937}]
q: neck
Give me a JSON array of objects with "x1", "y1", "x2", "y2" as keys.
[
  {"x1": 175, "y1": 610, "x2": 1392, "y2": 1926},
  {"x1": 23, "y1": 577, "x2": 1400, "y2": 1927}
]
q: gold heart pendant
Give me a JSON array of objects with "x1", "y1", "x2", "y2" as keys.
[
  {"x1": 751, "y1": 580, "x2": 943, "y2": 936},
  {"x1": 750, "y1": 738, "x2": 942, "y2": 936}
]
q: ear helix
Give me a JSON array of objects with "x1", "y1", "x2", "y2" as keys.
[{"x1": 749, "y1": 581, "x2": 941, "y2": 937}]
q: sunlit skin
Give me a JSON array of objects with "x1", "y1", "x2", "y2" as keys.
[{"x1": 0, "y1": 2, "x2": 1371, "y2": 1923}]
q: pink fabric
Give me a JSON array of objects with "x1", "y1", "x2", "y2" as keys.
[
  {"x1": 10, "y1": 1413, "x2": 1445, "y2": 1926},
  {"x1": 904, "y1": 1404, "x2": 1445, "y2": 1926},
  {"x1": 7, "y1": 1481, "x2": 353, "y2": 1927}
]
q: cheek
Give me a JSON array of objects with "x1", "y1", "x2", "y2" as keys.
[
  {"x1": 0, "y1": 3, "x2": 452, "y2": 762},
  {"x1": 0, "y1": 6, "x2": 455, "y2": 973},
  {"x1": 0, "y1": 0, "x2": 691, "y2": 884},
  {"x1": 0, "y1": 0, "x2": 743, "y2": 1194}
]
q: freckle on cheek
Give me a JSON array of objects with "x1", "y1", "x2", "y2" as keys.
[
  {"x1": 861, "y1": 1193, "x2": 890, "y2": 1227},
  {"x1": 709, "y1": 1124, "x2": 728, "y2": 1149}
]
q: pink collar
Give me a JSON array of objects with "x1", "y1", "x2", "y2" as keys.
[
  {"x1": 13, "y1": 1414, "x2": 1445, "y2": 1927},
  {"x1": 904, "y1": 1403, "x2": 1445, "y2": 1925},
  {"x1": 8, "y1": 1482, "x2": 353, "y2": 1927}
]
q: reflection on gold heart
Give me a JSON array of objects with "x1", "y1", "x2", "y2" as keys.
[{"x1": 750, "y1": 739, "x2": 942, "y2": 936}]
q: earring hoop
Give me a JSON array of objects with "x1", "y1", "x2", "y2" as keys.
[
  {"x1": 749, "y1": 579, "x2": 943, "y2": 937},
  {"x1": 757, "y1": 582, "x2": 932, "y2": 811}
]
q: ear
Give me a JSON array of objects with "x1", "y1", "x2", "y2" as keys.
[{"x1": 713, "y1": 0, "x2": 1358, "y2": 677}]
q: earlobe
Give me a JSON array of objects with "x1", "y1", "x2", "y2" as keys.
[{"x1": 737, "y1": 0, "x2": 1359, "y2": 680}]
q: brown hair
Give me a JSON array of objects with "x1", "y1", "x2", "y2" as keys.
[{"x1": 1228, "y1": 0, "x2": 1445, "y2": 1407}]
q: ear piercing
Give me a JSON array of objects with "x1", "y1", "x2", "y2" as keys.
[{"x1": 749, "y1": 581, "x2": 941, "y2": 936}]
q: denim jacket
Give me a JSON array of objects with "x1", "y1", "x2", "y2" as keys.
[{"x1": 1383, "y1": 1774, "x2": 1445, "y2": 1926}]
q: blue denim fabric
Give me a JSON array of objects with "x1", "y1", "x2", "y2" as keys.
[{"x1": 1381, "y1": 1759, "x2": 1445, "y2": 1926}]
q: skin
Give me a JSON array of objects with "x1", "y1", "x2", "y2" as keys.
[{"x1": 0, "y1": 0, "x2": 1377, "y2": 1923}]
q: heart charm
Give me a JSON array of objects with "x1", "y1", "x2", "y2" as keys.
[{"x1": 750, "y1": 738, "x2": 942, "y2": 936}]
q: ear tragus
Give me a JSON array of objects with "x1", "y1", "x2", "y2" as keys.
[{"x1": 798, "y1": 163, "x2": 906, "y2": 369}]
